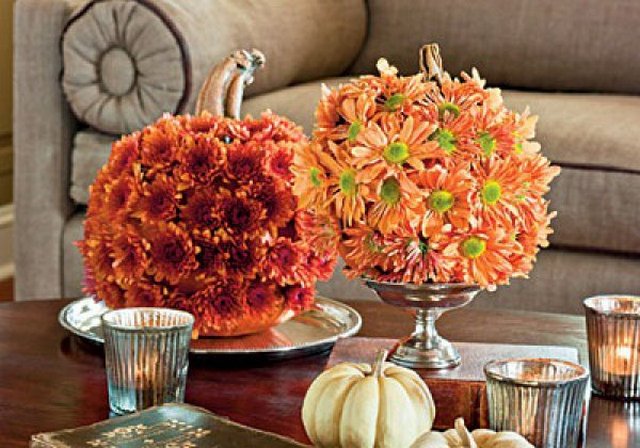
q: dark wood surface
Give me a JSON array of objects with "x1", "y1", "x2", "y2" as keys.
[{"x1": 0, "y1": 300, "x2": 636, "y2": 447}]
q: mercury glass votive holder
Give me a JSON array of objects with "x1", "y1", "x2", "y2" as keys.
[
  {"x1": 584, "y1": 295, "x2": 640, "y2": 400},
  {"x1": 102, "y1": 307, "x2": 194, "y2": 415},
  {"x1": 484, "y1": 358, "x2": 589, "y2": 448}
]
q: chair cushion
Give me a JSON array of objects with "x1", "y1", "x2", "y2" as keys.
[
  {"x1": 61, "y1": 0, "x2": 366, "y2": 134},
  {"x1": 69, "y1": 79, "x2": 640, "y2": 254},
  {"x1": 351, "y1": 0, "x2": 640, "y2": 94}
]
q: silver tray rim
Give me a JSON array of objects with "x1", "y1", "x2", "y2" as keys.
[{"x1": 59, "y1": 296, "x2": 362, "y2": 357}]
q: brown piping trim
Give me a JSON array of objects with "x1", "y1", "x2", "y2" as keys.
[
  {"x1": 550, "y1": 244, "x2": 640, "y2": 260},
  {"x1": 59, "y1": 0, "x2": 192, "y2": 135},
  {"x1": 555, "y1": 162, "x2": 640, "y2": 176}
]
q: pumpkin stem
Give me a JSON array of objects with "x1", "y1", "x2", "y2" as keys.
[
  {"x1": 419, "y1": 43, "x2": 444, "y2": 85},
  {"x1": 454, "y1": 418, "x2": 478, "y2": 448},
  {"x1": 195, "y1": 48, "x2": 265, "y2": 118},
  {"x1": 372, "y1": 349, "x2": 388, "y2": 377}
]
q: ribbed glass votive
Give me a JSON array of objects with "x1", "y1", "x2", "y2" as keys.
[
  {"x1": 102, "y1": 308, "x2": 194, "y2": 415},
  {"x1": 485, "y1": 358, "x2": 589, "y2": 448},
  {"x1": 584, "y1": 295, "x2": 640, "y2": 400}
]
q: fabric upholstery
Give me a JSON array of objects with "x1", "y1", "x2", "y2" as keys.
[
  {"x1": 63, "y1": 212, "x2": 85, "y2": 298},
  {"x1": 62, "y1": 211, "x2": 640, "y2": 314},
  {"x1": 13, "y1": 0, "x2": 84, "y2": 301},
  {"x1": 351, "y1": 0, "x2": 640, "y2": 94},
  {"x1": 61, "y1": 0, "x2": 367, "y2": 134},
  {"x1": 470, "y1": 249, "x2": 640, "y2": 315},
  {"x1": 70, "y1": 131, "x2": 114, "y2": 204},
  {"x1": 502, "y1": 91, "x2": 640, "y2": 254},
  {"x1": 68, "y1": 80, "x2": 640, "y2": 255}
]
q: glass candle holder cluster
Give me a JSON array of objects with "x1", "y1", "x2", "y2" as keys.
[
  {"x1": 584, "y1": 295, "x2": 640, "y2": 400},
  {"x1": 102, "y1": 308, "x2": 194, "y2": 415},
  {"x1": 484, "y1": 358, "x2": 589, "y2": 448}
]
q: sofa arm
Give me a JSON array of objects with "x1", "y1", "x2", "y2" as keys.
[{"x1": 13, "y1": 0, "x2": 83, "y2": 300}]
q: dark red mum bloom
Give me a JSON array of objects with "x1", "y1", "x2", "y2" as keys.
[
  {"x1": 285, "y1": 286, "x2": 315, "y2": 313},
  {"x1": 108, "y1": 135, "x2": 139, "y2": 174},
  {"x1": 95, "y1": 279, "x2": 126, "y2": 308},
  {"x1": 250, "y1": 180, "x2": 295, "y2": 229},
  {"x1": 267, "y1": 237, "x2": 302, "y2": 285},
  {"x1": 246, "y1": 281, "x2": 281, "y2": 315},
  {"x1": 111, "y1": 229, "x2": 148, "y2": 285},
  {"x1": 133, "y1": 175, "x2": 177, "y2": 222},
  {"x1": 266, "y1": 145, "x2": 294, "y2": 181},
  {"x1": 140, "y1": 125, "x2": 176, "y2": 167},
  {"x1": 305, "y1": 250, "x2": 338, "y2": 282},
  {"x1": 125, "y1": 281, "x2": 163, "y2": 307},
  {"x1": 147, "y1": 223, "x2": 197, "y2": 285},
  {"x1": 220, "y1": 195, "x2": 265, "y2": 235},
  {"x1": 106, "y1": 176, "x2": 135, "y2": 216},
  {"x1": 182, "y1": 189, "x2": 220, "y2": 229},
  {"x1": 226, "y1": 141, "x2": 265, "y2": 181},
  {"x1": 183, "y1": 112, "x2": 220, "y2": 133},
  {"x1": 179, "y1": 136, "x2": 221, "y2": 184}
]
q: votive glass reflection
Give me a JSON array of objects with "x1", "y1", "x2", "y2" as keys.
[
  {"x1": 584, "y1": 295, "x2": 640, "y2": 400},
  {"x1": 102, "y1": 308, "x2": 194, "y2": 415},
  {"x1": 484, "y1": 358, "x2": 589, "y2": 448}
]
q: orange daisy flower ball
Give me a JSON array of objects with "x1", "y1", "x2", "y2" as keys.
[
  {"x1": 79, "y1": 112, "x2": 338, "y2": 337},
  {"x1": 294, "y1": 59, "x2": 560, "y2": 288}
]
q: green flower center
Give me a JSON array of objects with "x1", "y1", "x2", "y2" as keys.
[
  {"x1": 383, "y1": 142, "x2": 410, "y2": 164},
  {"x1": 438, "y1": 102, "x2": 461, "y2": 118},
  {"x1": 432, "y1": 129, "x2": 457, "y2": 155},
  {"x1": 384, "y1": 94, "x2": 405, "y2": 111},
  {"x1": 482, "y1": 180, "x2": 502, "y2": 205},
  {"x1": 348, "y1": 121, "x2": 362, "y2": 142},
  {"x1": 339, "y1": 169, "x2": 357, "y2": 196},
  {"x1": 462, "y1": 236, "x2": 486, "y2": 259},
  {"x1": 309, "y1": 167, "x2": 322, "y2": 187},
  {"x1": 428, "y1": 190, "x2": 455, "y2": 213},
  {"x1": 365, "y1": 234, "x2": 384, "y2": 253},
  {"x1": 514, "y1": 142, "x2": 523, "y2": 154},
  {"x1": 478, "y1": 132, "x2": 497, "y2": 157},
  {"x1": 380, "y1": 177, "x2": 401, "y2": 205},
  {"x1": 418, "y1": 239, "x2": 429, "y2": 254}
]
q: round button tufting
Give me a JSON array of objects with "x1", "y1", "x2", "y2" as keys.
[{"x1": 99, "y1": 47, "x2": 136, "y2": 97}]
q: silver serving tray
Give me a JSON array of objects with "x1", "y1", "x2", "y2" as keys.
[{"x1": 59, "y1": 296, "x2": 361, "y2": 360}]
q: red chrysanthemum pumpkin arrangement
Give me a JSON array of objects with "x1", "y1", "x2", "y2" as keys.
[{"x1": 78, "y1": 50, "x2": 338, "y2": 337}]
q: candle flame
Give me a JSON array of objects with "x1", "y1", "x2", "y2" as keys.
[{"x1": 617, "y1": 346, "x2": 633, "y2": 360}]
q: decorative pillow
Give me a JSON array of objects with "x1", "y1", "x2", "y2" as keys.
[
  {"x1": 62, "y1": 0, "x2": 188, "y2": 134},
  {"x1": 62, "y1": 0, "x2": 367, "y2": 134}
]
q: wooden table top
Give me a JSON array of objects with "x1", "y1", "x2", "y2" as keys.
[{"x1": 0, "y1": 299, "x2": 636, "y2": 447}]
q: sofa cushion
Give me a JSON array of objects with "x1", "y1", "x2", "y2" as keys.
[
  {"x1": 352, "y1": 0, "x2": 640, "y2": 94},
  {"x1": 61, "y1": 0, "x2": 367, "y2": 134},
  {"x1": 62, "y1": 210, "x2": 640, "y2": 314},
  {"x1": 69, "y1": 79, "x2": 640, "y2": 254}
]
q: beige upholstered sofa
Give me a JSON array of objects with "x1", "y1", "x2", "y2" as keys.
[{"x1": 14, "y1": 0, "x2": 640, "y2": 314}]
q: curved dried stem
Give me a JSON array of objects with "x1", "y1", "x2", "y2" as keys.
[
  {"x1": 419, "y1": 43, "x2": 444, "y2": 84},
  {"x1": 195, "y1": 49, "x2": 265, "y2": 118},
  {"x1": 225, "y1": 49, "x2": 265, "y2": 119}
]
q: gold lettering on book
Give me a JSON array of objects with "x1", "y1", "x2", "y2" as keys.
[{"x1": 86, "y1": 419, "x2": 211, "y2": 447}]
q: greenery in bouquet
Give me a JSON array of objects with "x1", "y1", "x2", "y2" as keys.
[
  {"x1": 294, "y1": 57, "x2": 560, "y2": 288},
  {"x1": 79, "y1": 112, "x2": 337, "y2": 337}
]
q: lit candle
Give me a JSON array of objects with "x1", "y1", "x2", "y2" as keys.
[
  {"x1": 603, "y1": 345, "x2": 635, "y2": 376},
  {"x1": 584, "y1": 295, "x2": 640, "y2": 399}
]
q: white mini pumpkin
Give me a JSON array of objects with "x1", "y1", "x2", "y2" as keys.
[
  {"x1": 302, "y1": 350, "x2": 436, "y2": 448},
  {"x1": 410, "y1": 418, "x2": 533, "y2": 448}
]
